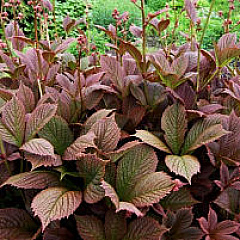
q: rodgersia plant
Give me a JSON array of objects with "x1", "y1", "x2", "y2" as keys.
[{"x1": 0, "y1": 0, "x2": 240, "y2": 239}]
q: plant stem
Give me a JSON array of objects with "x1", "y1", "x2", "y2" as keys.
[
  {"x1": 196, "y1": 0, "x2": 216, "y2": 92},
  {"x1": 140, "y1": 0, "x2": 147, "y2": 72},
  {"x1": 0, "y1": 136, "x2": 12, "y2": 176}
]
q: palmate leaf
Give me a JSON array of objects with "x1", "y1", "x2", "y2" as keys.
[
  {"x1": 116, "y1": 144, "x2": 158, "y2": 200},
  {"x1": 181, "y1": 117, "x2": 229, "y2": 155},
  {"x1": 123, "y1": 217, "x2": 167, "y2": 240},
  {"x1": 91, "y1": 114, "x2": 121, "y2": 152},
  {"x1": 25, "y1": 103, "x2": 57, "y2": 142},
  {"x1": 0, "y1": 96, "x2": 25, "y2": 147},
  {"x1": 1, "y1": 171, "x2": 60, "y2": 189},
  {"x1": 134, "y1": 130, "x2": 171, "y2": 153},
  {"x1": 76, "y1": 154, "x2": 106, "y2": 204},
  {"x1": 127, "y1": 172, "x2": 174, "y2": 207},
  {"x1": 31, "y1": 187, "x2": 82, "y2": 231},
  {"x1": 0, "y1": 208, "x2": 38, "y2": 240},
  {"x1": 75, "y1": 215, "x2": 106, "y2": 240},
  {"x1": 39, "y1": 116, "x2": 74, "y2": 155},
  {"x1": 161, "y1": 103, "x2": 187, "y2": 154},
  {"x1": 165, "y1": 155, "x2": 200, "y2": 184}
]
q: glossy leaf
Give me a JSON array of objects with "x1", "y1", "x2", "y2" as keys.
[
  {"x1": 182, "y1": 117, "x2": 229, "y2": 154},
  {"x1": 91, "y1": 115, "x2": 121, "y2": 152},
  {"x1": 25, "y1": 103, "x2": 57, "y2": 141},
  {"x1": 32, "y1": 187, "x2": 82, "y2": 230},
  {"x1": 134, "y1": 130, "x2": 171, "y2": 153},
  {"x1": 2, "y1": 171, "x2": 59, "y2": 189},
  {"x1": 116, "y1": 144, "x2": 158, "y2": 200},
  {"x1": 76, "y1": 154, "x2": 106, "y2": 203},
  {"x1": 1, "y1": 96, "x2": 25, "y2": 147},
  {"x1": 160, "y1": 187, "x2": 199, "y2": 210},
  {"x1": 165, "y1": 155, "x2": 200, "y2": 183},
  {"x1": 162, "y1": 103, "x2": 187, "y2": 154},
  {"x1": 127, "y1": 172, "x2": 174, "y2": 207},
  {"x1": 63, "y1": 131, "x2": 97, "y2": 160},
  {"x1": 39, "y1": 116, "x2": 74, "y2": 155}
]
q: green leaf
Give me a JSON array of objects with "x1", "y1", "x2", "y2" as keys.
[
  {"x1": 160, "y1": 187, "x2": 199, "y2": 210},
  {"x1": 161, "y1": 103, "x2": 187, "y2": 154},
  {"x1": 31, "y1": 187, "x2": 82, "y2": 231},
  {"x1": 1, "y1": 96, "x2": 25, "y2": 147},
  {"x1": 181, "y1": 117, "x2": 229, "y2": 154},
  {"x1": 0, "y1": 121, "x2": 19, "y2": 146},
  {"x1": 123, "y1": 217, "x2": 167, "y2": 240},
  {"x1": 25, "y1": 103, "x2": 57, "y2": 141},
  {"x1": 134, "y1": 130, "x2": 171, "y2": 153},
  {"x1": 116, "y1": 144, "x2": 158, "y2": 200},
  {"x1": 127, "y1": 172, "x2": 174, "y2": 207},
  {"x1": 39, "y1": 116, "x2": 74, "y2": 155},
  {"x1": 165, "y1": 155, "x2": 200, "y2": 184},
  {"x1": 75, "y1": 215, "x2": 106, "y2": 240},
  {"x1": 76, "y1": 154, "x2": 107, "y2": 204}
]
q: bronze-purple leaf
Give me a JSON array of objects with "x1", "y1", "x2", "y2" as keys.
[
  {"x1": 0, "y1": 208, "x2": 38, "y2": 240},
  {"x1": 32, "y1": 187, "x2": 82, "y2": 231}
]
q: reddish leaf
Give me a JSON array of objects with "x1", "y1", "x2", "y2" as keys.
[
  {"x1": 75, "y1": 215, "x2": 106, "y2": 240},
  {"x1": 123, "y1": 217, "x2": 167, "y2": 240},
  {"x1": 43, "y1": 227, "x2": 74, "y2": 240},
  {"x1": 32, "y1": 187, "x2": 82, "y2": 231},
  {"x1": 185, "y1": 0, "x2": 197, "y2": 24},
  {"x1": 129, "y1": 25, "x2": 142, "y2": 38},
  {"x1": 16, "y1": 83, "x2": 35, "y2": 113},
  {"x1": 1, "y1": 171, "x2": 59, "y2": 189},
  {"x1": 91, "y1": 115, "x2": 121, "y2": 152},
  {"x1": 157, "y1": 19, "x2": 170, "y2": 32},
  {"x1": 0, "y1": 208, "x2": 38, "y2": 240},
  {"x1": 163, "y1": 209, "x2": 203, "y2": 240},
  {"x1": 63, "y1": 131, "x2": 97, "y2": 160},
  {"x1": 25, "y1": 104, "x2": 57, "y2": 141}
]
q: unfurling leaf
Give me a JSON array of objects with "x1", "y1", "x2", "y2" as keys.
[
  {"x1": 75, "y1": 215, "x2": 105, "y2": 240},
  {"x1": 1, "y1": 171, "x2": 59, "y2": 189},
  {"x1": 185, "y1": 0, "x2": 197, "y2": 24},
  {"x1": 32, "y1": 187, "x2": 82, "y2": 231},
  {"x1": 0, "y1": 208, "x2": 38, "y2": 240},
  {"x1": 134, "y1": 130, "x2": 171, "y2": 153},
  {"x1": 165, "y1": 155, "x2": 200, "y2": 184},
  {"x1": 39, "y1": 116, "x2": 74, "y2": 155},
  {"x1": 25, "y1": 103, "x2": 57, "y2": 141},
  {"x1": 76, "y1": 154, "x2": 106, "y2": 203},
  {"x1": 162, "y1": 103, "x2": 187, "y2": 154}
]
